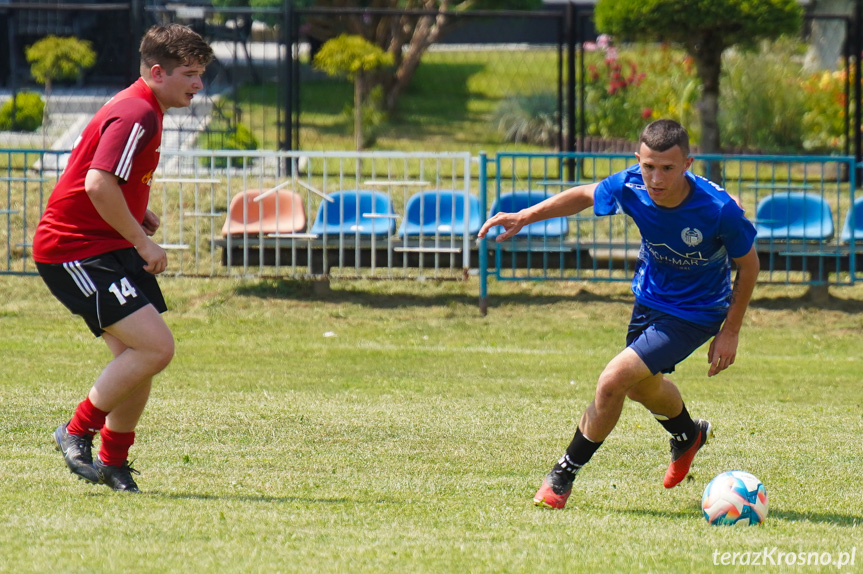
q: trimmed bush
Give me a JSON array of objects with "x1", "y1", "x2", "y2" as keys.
[
  {"x1": 200, "y1": 122, "x2": 259, "y2": 168},
  {"x1": 0, "y1": 92, "x2": 45, "y2": 132}
]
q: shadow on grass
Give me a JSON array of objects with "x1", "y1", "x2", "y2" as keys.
[
  {"x1": 750, "y1": 293, "x2": 863, "y2": 314},
  {"x1": 232, "y1": 279, "x2": 633, "y2": 309},
  {"x1": 231, "y1": 278, "x2": 863, "y2": 312},
  {"x1": 143, "y1": 491, "x2": 352, "y2": 505},
  {"x1": 768, "y1": 509, "x2": 862, "y2": 526},
  {"x1": 617, "y1": 502, "x2": 861, "y2": 527}
]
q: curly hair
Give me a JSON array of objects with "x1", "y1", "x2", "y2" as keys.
[{"x1": 139, "y1": 24, "x2": 214, "y2": 74}]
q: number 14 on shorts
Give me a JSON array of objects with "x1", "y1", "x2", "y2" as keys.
[{"x1": 108, "y1": 277, "x2": 139, "y2": 304}]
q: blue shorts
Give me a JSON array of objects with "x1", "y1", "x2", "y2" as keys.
[{"x1": 626, "y1": 302, "x2": 722, "y2": 375}]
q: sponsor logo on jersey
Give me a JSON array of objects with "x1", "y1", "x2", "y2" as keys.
[
  {"x1": 141, "y1": 170, "x2": 154, "y2": 186},
  {"x1": 644, "y1": 241, "x2": 708, "y2": 270},
  {"x1": 681, "y1": 227, "x2": 703, "y2": 247}
]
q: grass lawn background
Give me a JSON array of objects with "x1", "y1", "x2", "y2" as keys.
[{"x1": 0, "y1": 276, "x2": 860, "y2": 573}]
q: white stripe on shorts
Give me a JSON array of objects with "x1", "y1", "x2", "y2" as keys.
[{"x1": 62, "y1": 260, "x2": 97, "y2": 297}]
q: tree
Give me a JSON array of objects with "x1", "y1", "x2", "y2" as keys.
[
  {"x1": 26, "y1": 36, "x2": 97, "y2": 147},
  {"x1": 303, "y1": 0, "x2": 542, "y2": 112},
  {"x1": 594, "y1": 0, "x2": 802, "y2": 154},
  {"x1": 213, "y1": 1, "x2": 540, "y2": 113},
  {"x1": 313, "y1": 34, "x2": 394, "y2": 150}
]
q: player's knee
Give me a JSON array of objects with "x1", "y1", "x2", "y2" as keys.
[
  {"x1": 147, "y1": 335, "x2": 175, "y2": 374},
  {"x1": 595, "y1": 375, "x2": 627, "y2": 403}
]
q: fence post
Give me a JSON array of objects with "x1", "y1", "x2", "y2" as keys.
[
  {"x1": 129, "y1": 0, "x2": 144, "y2": 84},
  {"x1": 565, "y1": 2, "x2": 577, "y2": 182},
  {"x1": 478, "y1": 152, "x2": 488, "y2": 316},
  {"x1": 283, "y1": 1, "x2": 295, "y2": 153},
  {"x1": 855, "y1": 0, "x2": 862, "y2": 186}
]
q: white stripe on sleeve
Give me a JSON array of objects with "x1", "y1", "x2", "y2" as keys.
[{"x1": 116, "y1": 123, "x2": 145, "y2": 181}]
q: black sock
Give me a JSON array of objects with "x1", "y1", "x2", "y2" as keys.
[
  {"x1": 654, "y1": 403, "x2": 698, "y2": 447},
  {"x1": 552, "y1": 427, "x2": 603, "y2": 479}
]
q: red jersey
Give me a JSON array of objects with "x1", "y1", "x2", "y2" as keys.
[{"x1": 33, "y1": 78, "x2": 163, "y2": 263}]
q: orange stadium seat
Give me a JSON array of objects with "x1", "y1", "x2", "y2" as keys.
[{"x1": 221, "y1": 189, "x2": 306, "y2": 237}]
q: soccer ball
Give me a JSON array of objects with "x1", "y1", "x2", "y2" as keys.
[{"x1": 702, "y1": 471, "x2": 768, "y2": 526}]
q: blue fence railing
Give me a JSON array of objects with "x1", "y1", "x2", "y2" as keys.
[
  {"x1": 477, "y1": 152, "x2": 859, "y2": 308},
  {"x1": 1, "y1": 149, "x2": 860, "y2": 293}
]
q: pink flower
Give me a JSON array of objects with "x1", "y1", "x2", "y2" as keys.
[
  {"x1": 583, "y1": 42, "x2": 597, "y2": 52},
  {"x1": 641, "y1": 108, "x2": 653, "y2": 119},
  {"x1": 597, "y1": 34, "x2": 611, "y2": 50}
]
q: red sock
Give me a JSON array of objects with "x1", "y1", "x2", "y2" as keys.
[
  {"x1": 66, "y1": 397, "x2": 109, "y2": 437},
  {"x1": 99, "y1": 427, "x2": 135, "y2": 467}
]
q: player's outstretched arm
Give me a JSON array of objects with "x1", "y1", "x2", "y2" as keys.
[
  {"x1": 85, "y1": 168, "x2": 168, "y2": 274},
  {"x1": 478, "y1": 183, "x2": 598, "y2": 242},
  {"x1": 708, "y1": 246, "x2": 760, "y2": 377}
]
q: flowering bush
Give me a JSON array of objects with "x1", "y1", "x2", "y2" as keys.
[
  {"x1": 492, "y1": 37, "x2": 848, "y2": 154},
  {"x1": 626, "y1": 44, "x2": 700, "y2": 140},
  {"x1": 582, "y1": 37, "x2": 650, "y2": 139},
  {"x1": 801, "y1": 69, "x2": 847, "y2": 153},
  {"x1": 581, "y1": 38, "x2": 701, "y2": 141}
]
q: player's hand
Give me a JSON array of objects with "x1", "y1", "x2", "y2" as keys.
[
  {"x1": 477, "y1": 211, "x2": 526, "y2": 242},
  {"x1": 142, "y1": 210, "x2": 160, "y2": 236},
  {"x1": 707, "y1": 329, "x2": 738, "y2": 377},
  {"x1": 137, "y1": 237, "x2": 168, "y2": 275}
]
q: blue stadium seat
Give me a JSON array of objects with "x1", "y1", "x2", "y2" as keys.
[
  {"x1": 484, "y1": 191, "x2": 569, "y2": 240},
  {"x1": 398, "y1": 190, "x2": 482, "y2": 237},
  {"x1": 754, "y1": 192, "x2": 834, "y2": 241},
  {"x1": 310, "y1": 190, "x2": 397, "y2": 237},
  {"x1": 840, "y1": 196, "x2": 863, "y2": 244}
]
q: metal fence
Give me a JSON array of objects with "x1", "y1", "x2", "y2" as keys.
[
  {"x1": 2, "y1": 148, "x2": 860, "y2": 291},
  {"x1": 481, "y1": 152, "x2": 861, "y2": 301},
  {"x1": 2, "y1": 4, "x2": 859, "y2": 163},
  {"x1": 1, "y1": 148, "x2": 475, "y2": 280}
]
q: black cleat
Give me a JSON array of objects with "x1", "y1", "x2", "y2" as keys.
[
  {"x1": 53, "y1": 423, "x2": 100, "y2": 484},
  {"x1": 94, "y1": 455, "x2": 141, "y2": 493}
]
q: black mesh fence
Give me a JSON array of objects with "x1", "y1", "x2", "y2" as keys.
[
  {"x1": 286, "y1": 7, "x2": 571, "y2": 154},
  {"x1": 0, "y1": 3, "x2": 859, "y2": 168},
  {"x1": 2, "y1": 3, "x2": 578, "y2": 157}
]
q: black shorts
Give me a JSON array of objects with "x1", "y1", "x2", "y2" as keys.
[{"x1": 36, "y1": 248, "x2": 168, "y2": 337}]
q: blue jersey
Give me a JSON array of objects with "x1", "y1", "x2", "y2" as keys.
[{"x1": 594, "y1": 164, "x2": 756, "y2": 326}]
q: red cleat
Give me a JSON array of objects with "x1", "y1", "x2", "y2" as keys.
[
  {"x1": 664, "y1": 419, "x2": 713, "y2": 488},
  {"x1": 533, "y1": 471, "x2": 573, "y2": 509}
]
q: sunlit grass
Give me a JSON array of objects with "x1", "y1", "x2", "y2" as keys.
[{"x1": 0, "y1": 276, "x2": 861, "y2": 572}]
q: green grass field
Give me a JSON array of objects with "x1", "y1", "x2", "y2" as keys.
[{"x1": 1, "y1": 276, "x2": 861, "y2": 573}]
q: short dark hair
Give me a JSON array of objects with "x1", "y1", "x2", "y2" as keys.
[
  {"x1": 140, "y1": 24, "x2": 214, "y2": 74},
  {"x1": 638, "y1": 119, "x2": 690, "y2": 157}
]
